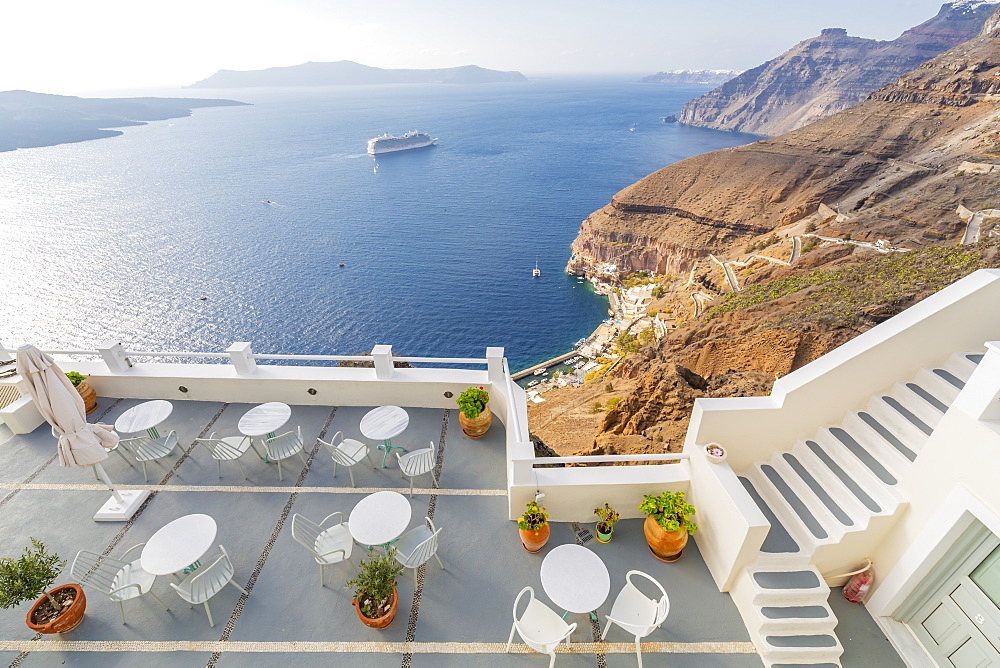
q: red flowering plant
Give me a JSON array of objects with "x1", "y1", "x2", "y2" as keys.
[{"x1": 456, "y1": 386, "x2": 490, "y2": 419}]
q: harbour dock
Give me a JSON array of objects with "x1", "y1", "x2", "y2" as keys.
[{"x1": 511, "y1": 350, "x2": 579, "y2": 380}]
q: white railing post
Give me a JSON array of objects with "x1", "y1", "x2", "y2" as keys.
[
  {"x1": 0, "y1": 341, "x2": 11, "y2": 363},
  {"x1": 227, "y1": 342, "x2": 258, "y2": 376},
  {"x1": 486, "y1": 347, "x2": 505, "y2": 385},
  {"x1": 97, "y1": 341, "x2": 132, "y2": 373},
  {"x1": 371, "y1": 344, "x2": 394, "y2": 380}
]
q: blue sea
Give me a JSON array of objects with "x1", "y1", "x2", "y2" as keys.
[{"x1": 2, "y1": 79, "x2": 756, "y2": 371}]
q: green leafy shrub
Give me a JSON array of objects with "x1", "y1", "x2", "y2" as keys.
[
  {"x1": 517, "y1": 500, "x2": 549, "y2": 530},
  {"x1": 639, "y1": 491, "x2": 698, "y2": 533},
  {"x1": 456, "y1": 386, "x2": 489, "y2": 419},
  {"x1": 65, "y1": 372, "x2": 86, "y2": 387}
]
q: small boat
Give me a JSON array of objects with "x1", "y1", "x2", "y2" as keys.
[
  {"x1": 527, "y1": 379, "x2": 540, "y2": 388},
  {"x1": 629, "y1": 123, "x2": 637, "y2": 132},
  {"x1": 262, "y1": 199, "x2": 274, "y2": 204},
  {"x1": 533, "y1": 257, "x2": 541, "y2": 277},
  {"x1": 338, "y1": 263, "x2": 345, "y2": 267},
  {"x1": 533, "y1": 367, "x2": 547, "y2": 376}
]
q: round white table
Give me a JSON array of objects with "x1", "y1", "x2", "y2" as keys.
[
  {"x1": 360, "y1": 406, "x2": 409, "y2": 468},
  {"x1": 348, "y1": 491, "x2": 411, "y2": 549},
  {"x1": 140, "y1": 513, "x2": 218, "y2": 576},
  {"x1": 540, "y1": 544, "x2": 611, "y2": 619},
  {"x1": 238, "y1": 402, "x2": 292, "y2": 462},
  {"x1": 115, "y1": 400, "x2": 173, "y2": 439}
]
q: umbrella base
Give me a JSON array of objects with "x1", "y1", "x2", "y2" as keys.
[{"x1": 93, "y1": 490, "x2": 150, "y2": 522}]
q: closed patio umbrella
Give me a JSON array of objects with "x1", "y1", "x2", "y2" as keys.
[{"x1": 15, "y1": 345, "x2": 149, "y2": 521}]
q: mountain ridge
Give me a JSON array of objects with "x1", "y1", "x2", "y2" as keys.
[
  {"x1": 187, "y1": 60, "x2": 527, "y2": 88},
  {"x1": 679, "y1": 1, "x2": 1000, "y2": 136}
]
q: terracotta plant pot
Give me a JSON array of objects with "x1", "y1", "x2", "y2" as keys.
[
  {"x1": 596, "y1": 523, "x2": 613, "y2": 544},
  {"x1": 459, "y1": 406, "x2": 492, "y2": 439},
  {"x1": 76, "y1": 381, "x2": 97, "y2": 415},
  {"x1": 520, "y1": 523, "x2": 550, "y2": 553},
  {"x1": 352, "y1": 588, "x2": 398, "y2": 629},
  {"x1": 27, "y1": 584, "x2": 86, "y2": 634},
  {"x1": 643, "y1": 516, "x2": 688, "y2": 562}
]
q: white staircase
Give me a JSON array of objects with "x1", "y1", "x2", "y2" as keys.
[{"x1": 731, "y1": 352, "x2": 982, "y2": 666}]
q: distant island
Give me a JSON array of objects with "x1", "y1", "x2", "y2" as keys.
[
  {"x1": 0, "y1": 90, "x2": 247, "y2": 152},
  {"x1": 186, "y1": 61, "x2": 528, "y2": 88},
  {"x1": 639, "y1": 69, "x2": 742, "y2": 85}
]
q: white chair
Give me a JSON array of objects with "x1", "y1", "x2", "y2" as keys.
[
  {"x1": 53, "y1": 424, "x2": 134, "y2": 479},
  {"x1": 118, "y1": 431, "x2": 179, "y2": 482},
  {"x1": 70, "y1": 544, "x2": 169, "y2": 624},
  {"x1": 395, "y1": 440, "x2": 438, "y2": 497},
  {"x1": 317, "y1": 431, "x2": 375, "y2": 487},
  {"x1": 601, "y1": 570, "x2": 670, "y2": 668},
  {"x1": 291, "y1": 512, "x2": 356, "y2": 587},
  {"x1": 392, "y1": 516, "x2": 444, "y2": 588},
  {"x1": 195, "y1": 432, "x2": 254, "y2": 479},
  {"x1": 169, "y1": 545, "x2": 248, "y2": 627},
  {"x1": 263, "y1": 426, "x2": 308, "y2": 481},
  {"x1": 506, "y1": 586, "x2": 576, "y2": 668}
]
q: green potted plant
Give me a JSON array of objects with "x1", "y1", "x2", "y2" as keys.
[
  {"x1": 346, "y1": 548, "x2": 405, "y2": 629},
  {"x1": 456, "y1": 386, "x2": 492, "y2": 438},
  {"x1": 518, "y1": 498, "x2": 550, "y2": 553},
  {"x1": 639, "y1": 491, "x2": 698, "y2": 562},
  {"x1": 0, "y1": 538, "x2": 86, "y2": 633},
  {"x1": 593, "y1": 503, "x2": 620, "y2": 543},
  {"x1": 65, "y1": 371, "x2": 97, "y2": 415}
]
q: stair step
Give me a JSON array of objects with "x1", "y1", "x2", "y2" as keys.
[
  {"x1": 761, "y1": 465, "x2": 828, "y2": 540},
  {"x1": 866, "y1": 395, "x2": 931, "y2": 447},
  {"x1": 740, "y1": 477, "x2": 800, "y2": 554},
  {"x1": 855, "y1": 412, "x2": 916, "y2": 462},
  {"x1": 932, "y1": 367, "x2": 965, "y2": 390},
  {"x1": 766, "y1": 634, "x2": 839, "y2": 648},
  {"x1": 915, "y1": 367, "x2": 961, "y2": 404},
  {"x1": 759, "y1": 602, "x2": 838, "y2": 635},
  {"x1": 943, "y1": 351, "x2": 980, "y2": 383},
  {"x1": 882, "y1": 395, "x2": 933, "y2": 436},
  {"x1": 826, "y1": 427, "x2": 896, "y2": 485},
  {"x1": 891, "y1": 382, "x2": 945, "y2": 429},
  {"x1": 754, "y1": 570, "x2": 821, "y2": 589},
  {"x1": 905, "y1": 382, "x2": 948, "y2": 413},
  {"x1": 762, "y1": 605, "x2": 831, "y2": 619},
  {"x1": 781, "y1": 454, "x2": 854, "y2": 527},
  {"x1": 803, "y1": 441, "x2": 882, "y2": 513}
]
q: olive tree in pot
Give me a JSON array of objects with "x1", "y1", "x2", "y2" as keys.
[
  {"x1": 0, "y1": 539, "x2": 86, "y2": 633},
  {"x1": 639, "y1": 491, "x2": 698, "y2": 562},
  {"x1": 456, "y1": 386, "x2": 492, "y2": 438},
  {"x1": 346, "y1": 548, "x2": 405, "y2": 629}
]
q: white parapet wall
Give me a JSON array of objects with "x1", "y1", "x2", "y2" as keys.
[
  {"x1": 686, "y1": 450, "x2": 769, "y2": 591},
  {"x1": 686, "y1": 268, "x2": 1000, "y2": 473}
]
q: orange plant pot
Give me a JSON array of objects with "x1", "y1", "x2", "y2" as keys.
[
  {"x1": 520, "y1": 523, "x2": 550, "y2": 553},
  {"x1": 27, "y1": 584, "x2": 86, "y2": 634},
  {"x1": 77, "y1": 381, "x2": 97, "y2": 415},
  {"x1": 352, "y1": 588, "x2": 398, "y2": 629},
  {"x1": 459, "y1": 407, "x2": 492, "y2": 439},
  {"x1": 643, "y1": 516, "x2": 688, "y2": 562}
]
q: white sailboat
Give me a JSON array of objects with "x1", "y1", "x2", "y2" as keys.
[{"x1": 532, "y1": 257, "x2": 541, "y2": 277}]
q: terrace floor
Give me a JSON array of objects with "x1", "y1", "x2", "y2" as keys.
[{"x1": 0, "y1": 396, "x2": 902, "y2": 667}]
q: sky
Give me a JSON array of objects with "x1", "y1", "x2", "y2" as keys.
[{"x1": 2, "y1": 0, "x2": 962, "y2": 95}]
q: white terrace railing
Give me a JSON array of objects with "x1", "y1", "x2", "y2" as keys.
[{"x1": 1, "y1": 340, "x2": 690, "y2": 524}]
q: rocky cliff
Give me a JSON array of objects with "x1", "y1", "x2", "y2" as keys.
[
  {"x1": 679, "y1": 1, "x2": 998, "y2": 136},
  {"x1": 568, "y1": 12, "x2": 1000, "y2": 281},
  {"x1": 544, "y1": 14, "x2": 1000, "y2": 456}
]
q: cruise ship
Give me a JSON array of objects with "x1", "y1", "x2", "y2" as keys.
[{"x1": 367, "y1": 131, "x2": 436, "y2": 155}]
